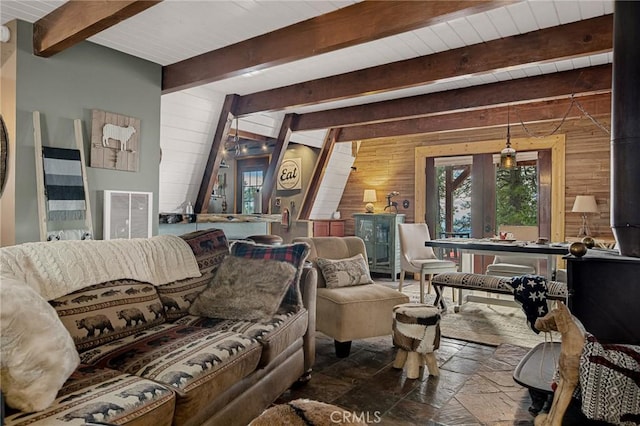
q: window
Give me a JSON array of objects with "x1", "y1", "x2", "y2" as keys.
[
  {"x1": 235, "y1": 157, "x2": 268, "y2": 214},
  {"x1": 242, "y1": 170, "x2": 263, "y2": 214}
]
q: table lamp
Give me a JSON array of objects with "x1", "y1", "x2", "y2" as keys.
[
  {"x1": 572, "y1": 195, "x2": 598, "y2": 237},
  {"x1": 363, "y1": 189, "x2": 377, "y2": 213}
]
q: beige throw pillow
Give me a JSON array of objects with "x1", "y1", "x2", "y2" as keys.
[
  {"x1": 316, "y1": 254, "x2": 374, "y2": 288},
  {"x1": 0, "y1": 277, "x2": 80, "y2": 412},
  {"x1": 189, "y1": 255, "x2": 296, "y2": 321}
]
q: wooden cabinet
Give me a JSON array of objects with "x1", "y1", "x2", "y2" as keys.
[
  {"x1": 354, "y1": 213, "x2": 405, "y2": 280},
  {"x1": 313, "y1": 220, "x2": 345, "y2": 237}
]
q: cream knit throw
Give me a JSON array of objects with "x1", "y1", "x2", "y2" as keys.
[{"x1": 0, "y1": 235, "x2": 201, "y2": 300}]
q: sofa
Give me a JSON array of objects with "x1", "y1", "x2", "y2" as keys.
[
  {"x1": 0, "y1": 228, "x2": 316, "y2": 426},
  {"x1": 293, "y1": 236, "x2": 409, "y2": 357}
]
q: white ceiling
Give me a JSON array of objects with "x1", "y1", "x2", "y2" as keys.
[
  {"x1": 2, "y1": 0, "x2": 614, "y2": 116},
  {"x1": 1, "y1": 0, "x2": 616, "y2": 213}
]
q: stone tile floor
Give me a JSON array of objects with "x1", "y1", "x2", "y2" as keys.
[{"x1": 276, "y1": 334, "x2": 537, "y2": 425}]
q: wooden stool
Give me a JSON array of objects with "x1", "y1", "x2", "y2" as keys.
[{"x1": 392, "y1": 303, "x2": 441, "y2": 379}]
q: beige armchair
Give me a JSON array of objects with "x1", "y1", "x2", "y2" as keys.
[
  {"x1": 293, "y1": 236, "x2": 409, "y2": 358},
  {"x1": 397, "y1": 223, "x2": 458, "y2": 303}
]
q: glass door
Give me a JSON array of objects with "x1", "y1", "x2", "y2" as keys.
[
  {"x1": 428, "y1": 151, "x2": 550, "y2": 272},
  {"x1": 374, "y1": 218, "x2": 390, "y2": 267}
]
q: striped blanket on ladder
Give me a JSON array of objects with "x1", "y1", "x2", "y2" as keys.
[{"x1": 42, "y1": 147, "x2": 86, "y2": 221}]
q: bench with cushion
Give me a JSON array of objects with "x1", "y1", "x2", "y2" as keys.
[{"x1": 431, "y1": 272, "x2": 568, "y2": 312}]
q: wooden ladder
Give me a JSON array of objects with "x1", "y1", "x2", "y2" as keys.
[{"x1": 33, "y1": 111, "x2": 93, "y2": 241}]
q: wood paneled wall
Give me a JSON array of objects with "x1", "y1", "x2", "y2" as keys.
[{"x1": 338, "y1": 114, "x2": 612, "y2": 240}]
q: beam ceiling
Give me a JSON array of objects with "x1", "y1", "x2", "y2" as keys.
[
  {"x1": 293, "y1": 64, "x2": 612, "y2": 131},
  {"x1": 235, "y1": 14, "x2": 612, "y2": 116},
  {"x1": 33, "y1": 0, "x2": 161, "y2": 57},
  {"x1": 336, "y1": 92, "x2": 612, "y2": 142},
  {"x1": 162, "y1": 0, "x2": 512, "y2": 93}
]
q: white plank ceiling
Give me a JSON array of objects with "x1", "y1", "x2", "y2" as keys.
[{"x1": 1, "y1": 0, "x2": 615, "y2": 213}]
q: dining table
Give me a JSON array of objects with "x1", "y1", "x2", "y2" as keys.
[{"x1": 425, "y1": 238, "x2": 570, "y2": 279}]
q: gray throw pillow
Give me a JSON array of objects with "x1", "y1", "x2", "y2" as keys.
[
  {"x1": 316, "y1": 254, "x2": 374, "y2": 288},
  {"x1": 189, "y1": 255, "x2": 296, "y2": 321}
]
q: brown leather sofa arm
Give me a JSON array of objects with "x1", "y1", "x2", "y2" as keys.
[{"x1": 299, "y1": 266, "x2": 317, "y2": 376}]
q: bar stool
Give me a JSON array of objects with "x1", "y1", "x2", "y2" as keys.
[{"x1": 392, "y1": 303, "x2": 441, "y2": 379}]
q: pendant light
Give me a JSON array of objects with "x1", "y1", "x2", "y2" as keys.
[{"x1": 500, "y1": 105, "x2": 516, "y2": 169}]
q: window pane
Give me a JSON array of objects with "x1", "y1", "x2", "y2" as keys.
[{"x1": 242, "y1": 170, "x2": 263, "y2": 214}]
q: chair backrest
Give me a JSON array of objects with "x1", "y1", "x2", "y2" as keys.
[
  {"x1": 493, "y1": 225, "x2": 540, "y2": 268},
  {"x1": 397, "y1": 223, "x2": 437, "y2": 264},
  {"x1": 498, "y1": 225, "x2": 539, "y2": 242}
]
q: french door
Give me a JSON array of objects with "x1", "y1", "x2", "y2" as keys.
[{"x1": 425, "y1": 151, "x2": 551, "y2": 272}]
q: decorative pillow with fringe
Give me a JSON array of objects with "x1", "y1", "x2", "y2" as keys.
[
  {"x1": 189, "y1": 256, "x2": 296, "y2": 321},
  {"x1": 230, "y1": 241, "x2": 309, "y2": 308},
  {"x1": 316, "y1": 254, "x2": 374, "y2": 288}
]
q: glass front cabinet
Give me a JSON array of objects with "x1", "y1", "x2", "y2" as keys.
[{"x1": 354, "y1": 213, "x2": 405, "y2": 280}]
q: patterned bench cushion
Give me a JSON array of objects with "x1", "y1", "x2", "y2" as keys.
[
  {"x1": 431, "y1": 272, "x2": 567, "y2": 300},
  {"x1": 174, "y1": 307, "x2": 308, "y2": 366},
  {"x1": 154, "y1": 229, "x2": 230, "y2": 321},
  {"x1": 78, "y1": 323, "x2": 261, "y2": 425},
  {"x1": 3, "y1": 365, "x2": 175, "y2": 426},
  {"x1": 51, "y1": 280, "x2": 166, "y2": 352}
]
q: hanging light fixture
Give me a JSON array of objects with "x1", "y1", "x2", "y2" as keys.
[
  {"x1": 233, "y1": 117, "x2": 241, "y2": 156},
  {"x1": 500, "y1": 105, "x2": 516, "y2": 169}
]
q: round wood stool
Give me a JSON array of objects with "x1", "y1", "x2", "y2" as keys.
[
  {"x1": 247, "y1": 234, "x2": 283, "y2": 245},
  {"x1": 392, "y1": 303, "x2": 441, "y2": 379}
]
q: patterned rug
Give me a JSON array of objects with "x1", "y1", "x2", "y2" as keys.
[{"x1": 377, "y1": 279, "x2": 560, "y2": 348}]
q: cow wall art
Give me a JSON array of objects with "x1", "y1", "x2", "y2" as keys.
[{"x1": 91, "y1": 109, "x2": 140, "y2": 172}]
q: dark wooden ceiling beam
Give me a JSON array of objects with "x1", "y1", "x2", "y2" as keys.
[
  {"x1": 33, "y1": 0, "x2": 161, "y2": 57},
  {"x1": 236, "y1": 14, "x2": 613, "y2": 115},
  {"x1": 294, "y1": 64, "x2": 612, "y2": 131},
  {"x1": 261, "y1": 114, "x2": 296, "y2": 213},
  {"x1": 162, "y1": 0, "x2": 511, "y2": 93},
  {"x1": 195, "y1": 94, "x2": 238, "y2": 213},
  {"x1": 336, "y1": 92, "x2": 612, "y2": 142}
]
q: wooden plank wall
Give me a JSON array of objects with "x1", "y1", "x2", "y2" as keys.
[{"x1": 338, "y1": 114, "x2": 612, "y2": 241}]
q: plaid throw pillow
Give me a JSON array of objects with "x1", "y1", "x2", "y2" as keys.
[{"x1": 230, "y1": 241, "x2": 310, "y2": 308}]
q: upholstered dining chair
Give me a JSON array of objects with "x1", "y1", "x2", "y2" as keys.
[
  {"x1": 486, "y1": 225, "x2": 540, "y2": 277},
  {"x1": 397, "y1": 223, "x2": 458, "y2": 303}
]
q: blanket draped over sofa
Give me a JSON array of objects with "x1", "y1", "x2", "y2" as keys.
[
  {"x1": 1, "y1": 229, "x2": 316, "y2": 426},
  {"x1": 0, "y1": 235, "x2": 201, "y2": 300}
]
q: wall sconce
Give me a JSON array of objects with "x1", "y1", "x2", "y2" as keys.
[
  {"x1": 363, "y1": 189, "x2": 377, "y2": 213},
  {"x1": 572, "y1": 195, "x2": 598, "y2": 237},
  {"x1": 500, "y1": 105, "x2": 516, "y2": 169}
]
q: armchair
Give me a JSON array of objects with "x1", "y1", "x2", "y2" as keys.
[{"x1": 293, "y1": 237, "x2": 409, "y2": 358}]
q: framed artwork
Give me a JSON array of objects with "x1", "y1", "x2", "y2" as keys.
[{"x1": 90, "y1": 109, "x2": 140, "y2": 172}]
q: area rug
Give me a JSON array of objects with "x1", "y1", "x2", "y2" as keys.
[{"x1": 378, "y1": 280, "x2": 560, "y2": 348}]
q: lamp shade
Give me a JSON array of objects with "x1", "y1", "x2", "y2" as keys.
[
  {"x1": 363, "y1": 189, "x2": 377, "y2": 203},
  {"x1": 572, "y1": 195, "x2": 598, "y2": 213},
  {"x1": 363, "y1": 189, "x2": 377, "y2": 213}
]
